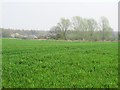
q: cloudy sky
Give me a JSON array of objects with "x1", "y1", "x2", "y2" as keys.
[{"x1": 1, "y1": 0, "x2": 119, "y2": 31}]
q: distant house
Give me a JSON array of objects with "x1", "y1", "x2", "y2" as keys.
[
  {"x1": 15, "y1": 33, "x2": 19, "y2": 36},
  {"x1": 11, "y1": 34, "x2": 15, "y2": 38},
  {"x1": 21, "y1": 36, "x2": 28, "y2": 39},
  {"x1": 28, "y1": 35, "x2": 38, "y2": 39},
  {"x1": 11, "y1": 33, "x2": 20, "y2": 38},
  {"x1": 10, "y1": 33, "x2": 38, "y2": 39}
]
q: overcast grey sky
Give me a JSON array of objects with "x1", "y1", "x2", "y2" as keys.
[{"x1": 1, "y1": 0, "x2": 118, "y2": 31}]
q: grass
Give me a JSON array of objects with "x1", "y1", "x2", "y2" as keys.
[{"x1": 2, "y1": 38, "x2": 118, "y2": 88}]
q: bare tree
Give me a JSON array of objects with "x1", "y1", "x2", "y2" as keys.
[
  {"x1": 100, "y1": 16, "x2": 113, "y2": 41},
  {"x1": 57, "y1": 18, "x2": 71, "y2": 40},
  {"x1": 49, "y1": 26, "x2": 62, "y2": 39},
  {"x1": 72, "y1": 16, "x2": 85, "y2": 40},
  {"x1": 87, "y1": 18, "x2": 98, "y2": 41}
]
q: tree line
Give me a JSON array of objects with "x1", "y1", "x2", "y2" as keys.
[
  {"x1": 1, "y1": 16, "x2": 118, "y2": 41},
  {"x1": 49, "y1": 16, "x2": 118, "y2": 41}
]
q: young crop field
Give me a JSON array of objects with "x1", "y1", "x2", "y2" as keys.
[{"x1": 2, "y1": 38, "x2": 118, "y2": 88}]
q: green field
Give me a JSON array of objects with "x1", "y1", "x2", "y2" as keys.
[{"x1": 2, "y1": 39, "x2": 118, "y2": 88}]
